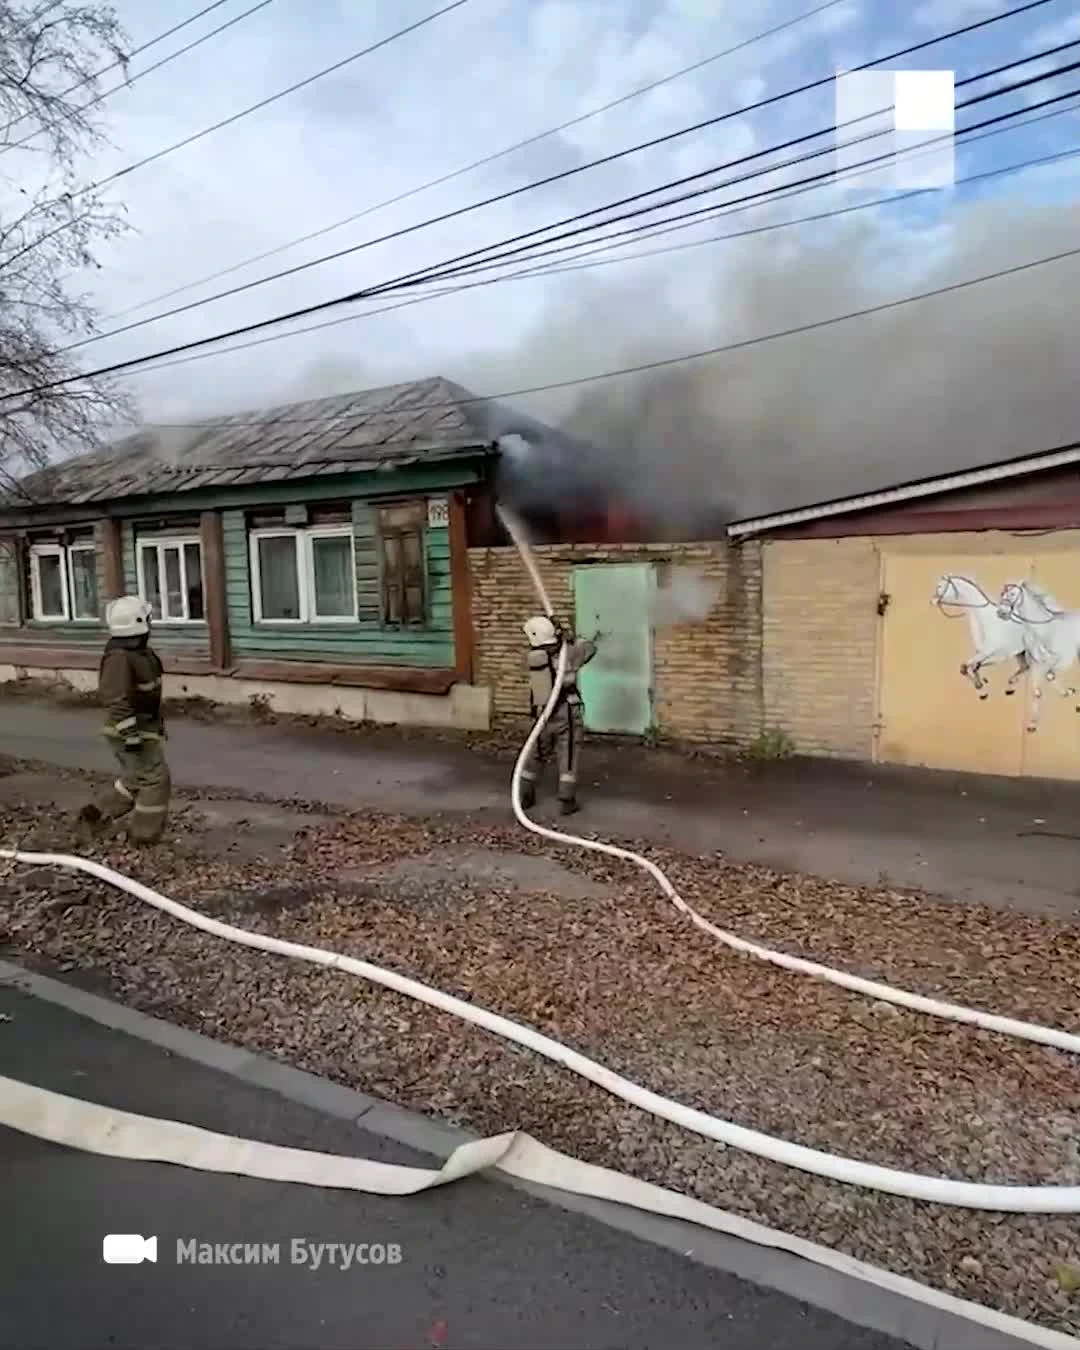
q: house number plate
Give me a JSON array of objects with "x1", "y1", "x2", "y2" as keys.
[{"x1": 426, "y1": 498, "x2": 449, "y2": 528}]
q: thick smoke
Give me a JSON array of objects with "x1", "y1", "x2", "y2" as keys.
[
  {"x1": 449, "y1": 183, "x2": 1080, "y2": 526},
  {"x1": 125, "y1": 177, "x2": 1080, "y2": 534},
  {"x1": 650, "y1": 565, "x2": 720, "y2": 626}
]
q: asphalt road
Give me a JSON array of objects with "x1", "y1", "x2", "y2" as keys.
[
  {"x1": 1, "y1": 697, "x2": 1078, "y2": 916},
  {"x1": 0, "y1": 983, "x2": 912, "y2": 1350}
]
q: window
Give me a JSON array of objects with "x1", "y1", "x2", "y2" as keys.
[
  {"x1": 69, "y1": 544, "x2": 99, "y2": 621},
  {"x1": 249, "y1": 526, "x2": 356, "y2": 624},
  {"x1": 29, "y1": 540, "x2": 99, "y2": 622},
  {"x1": 377, "y1": 504, "x2": 426, "y2": 626},
  {"x1": 137, "y1": 536, "x2": 205, "y2": 622}
]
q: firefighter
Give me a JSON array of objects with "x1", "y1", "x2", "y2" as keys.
[
  {"x1": 519, "y1": 613, "x2": 597, "y2": 816},
  {"x1": 78, "y1": 595, "x2": 171, "y2": 843}
]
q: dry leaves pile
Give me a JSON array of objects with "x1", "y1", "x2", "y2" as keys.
[{"x1": 2, "y1": 780, "x2": 1080, "y2": 1336}]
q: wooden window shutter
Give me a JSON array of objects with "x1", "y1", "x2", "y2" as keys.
[
  {"x1": 377, "y1": 501, "x2": 427, "y2": 627},
  {"x1": 402, "y1": 529, "x2": 424, "y2": 624},
  {"x1": 382, "y1": 532, "x2": 404, "y2": 624}
]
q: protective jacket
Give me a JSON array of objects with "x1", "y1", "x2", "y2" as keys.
[
  {"x1": 99, "y1": 636, "x2": 165, "y2": 743},
  {"x1": 527, "y1": 637, "x2": 596, "y2": 718}
]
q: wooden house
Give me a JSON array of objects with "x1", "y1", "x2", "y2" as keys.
[{"x1": 0, "y1": 376, "x2": 503, "y2": 730}]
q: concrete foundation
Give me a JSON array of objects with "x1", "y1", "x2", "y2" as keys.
[{"x1": 0, "y1": 664, "x2": 492, "y2": 732}]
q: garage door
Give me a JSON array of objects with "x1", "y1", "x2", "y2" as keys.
[
  {"x1": 878, "y1": 549, "x2": 1080, "y2": 780},
  {"x1": 1015, "y1": 552, "x2": 1080, "y2": 781},
  {"x1": 877, "y1": 553, "x2": 1028, "y2": 776}
]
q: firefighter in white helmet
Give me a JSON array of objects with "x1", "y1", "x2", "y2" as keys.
[
  {"x1": 520, "y1": 613, "x2": 597, "y2": 816},
  {"x1": 78, "y1": 595, "x2": 171, "y2": 843}
]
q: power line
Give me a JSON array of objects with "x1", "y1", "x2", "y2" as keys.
[
  {"x1": 51, "y1": 47, "x2": 1079, "y2": 379},
  {"x1": 379, "y1": 112, "x2": 1080, "y2": 292},
  {"x1": 103, "y1": 0, "x2": 855, "y2": 322},
  {"x1": 71, "y1": 0, "x2": 1060, "y2": 354},
  {"x1": 1, "y1": 0, "x2": 278, "y2": 155},
  {"x1": 94, "y1": 0, "x2": 470, "y2": 193},
  {"x1": 129, "y1": 245, "x2": 1080, "y2": 443},
  {"x1": 345, "y1": 70, "x2": 1080, "y2": 306},
  {"x1": 18, "y1": 0, "x2": 469, "y2": 218},
  {"x1": 111, "y1": 129, "x2": 1080, "y2": 385},
  {"x1": 0, "y1": 0, "x2": 250, "y2": 147},
  {"x1": 14, "y1": 82, "x2": 1076, "y2": 412}
]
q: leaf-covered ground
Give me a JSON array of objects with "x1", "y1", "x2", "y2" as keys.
[{"x1": 1, "y1": 766, "x2": 1079, "y2": 1336}]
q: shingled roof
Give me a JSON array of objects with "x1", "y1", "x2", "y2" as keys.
[{"x1": 17, "y1": 375, "x2": 501, "y2": 506}]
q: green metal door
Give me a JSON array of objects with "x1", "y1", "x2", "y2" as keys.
[{"x1": 572, "y1": 563, "x2": 654, "y2": 735}]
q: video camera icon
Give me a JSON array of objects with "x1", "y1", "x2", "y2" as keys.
[{"x1": 102, "y1": 1234, "x2": 158, "y2": 1264}]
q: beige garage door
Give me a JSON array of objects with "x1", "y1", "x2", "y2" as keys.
[
  {"x1": 878, "y1": 553, "x2": 1026, "y2": 775},
  {"x1": 878, "y1": 548, "x2": 1080, "y2": 780},
  {"x1": 1017, "y1": 552, "x2": 1080, "y2": 781}
]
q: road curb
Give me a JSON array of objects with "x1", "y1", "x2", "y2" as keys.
[{"x1": 0, "y1": 957, "x2": 1062, "y2": 1350}]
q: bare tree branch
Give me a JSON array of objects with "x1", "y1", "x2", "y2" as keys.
[{"x1": 0, "y1": 0, "x2": 132, "y2": 470}]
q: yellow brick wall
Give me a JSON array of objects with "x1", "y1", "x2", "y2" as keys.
[
  {"x1": 759, "y1": 529, "x2": 1051, "y2": 760},
  {"x1": 761, "y1": 537, "x2": 880, "y2": 758},
  {"x1": 467, "y1": 540, "x2": 763, "y2": 745}
]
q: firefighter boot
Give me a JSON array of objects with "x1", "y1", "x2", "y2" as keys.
[
  {"x1": 559, "y1": 795, "x2": 580, "y2": 817},
  {"x1": 519, "y1": 780, "x2": 536, "y2": 810}
]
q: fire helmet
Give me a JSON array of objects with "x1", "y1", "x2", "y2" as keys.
[
  {"x1": 523, "y1": 614, "x2": 558, "y2": 647},
  {"x1": 106, "y1": 595, "x2": 152, "y2": 638}
]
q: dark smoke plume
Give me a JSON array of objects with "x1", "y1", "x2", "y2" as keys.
[{"x1": 449, "y1": 185, "x2": 1080, "y2": 528}]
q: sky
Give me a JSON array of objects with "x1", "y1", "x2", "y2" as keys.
[{"x1": 12, "y1": 0, "x2": 1080, "y2": 518}]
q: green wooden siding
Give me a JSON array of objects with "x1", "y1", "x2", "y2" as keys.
[
  {"x1": 223, "y1": 498, "x2": 455, "y2": 668},
  {"x1": 8, "y1": 619, "x2": 101, "y2": 649},
  {"x1": 122, "y1": 522, "x2": 210, "y2": 660}
]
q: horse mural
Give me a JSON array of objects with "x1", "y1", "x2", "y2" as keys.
[
  {"x1": 996, "y1": 580, "x2": 1080, "y2": 730},
  {"x1": 932, "y1": 574, "x2": 1048, "y2": 713}
]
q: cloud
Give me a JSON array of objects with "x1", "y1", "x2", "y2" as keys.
[
  {"x1": 5, "y1": 0, "x2": 1076, "y2": 528},
  {"x1": 913, "y1": 0, "x2": 1010, "y2": 26}
]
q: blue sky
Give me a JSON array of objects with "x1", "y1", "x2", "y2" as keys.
[{"x1": 19, "y1": 0, "x2": 1078, "y2": 503}]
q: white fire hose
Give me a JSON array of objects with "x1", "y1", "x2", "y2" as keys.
[
  {"x1": 498, "y1": 504, "x2": 1080, "y2": 1058},
  {"x1": 0, "y1": 498, "x2": 1078, "y2": 1350}
]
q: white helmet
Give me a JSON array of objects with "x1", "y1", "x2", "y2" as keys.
[
  {"x1": 106, "y1": 595, "x2": 152, "y2": 638},
  {"x1": 523, "y1": 614, "x2": 557, "y2": 648}
]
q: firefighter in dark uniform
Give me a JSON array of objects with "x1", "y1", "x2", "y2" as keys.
[
  {"x1": 78, "y1": 595, "x2": 171, "y2": 843},
  {"x1": 519, "y1": 613, "x2": 597, "y2": 816}
]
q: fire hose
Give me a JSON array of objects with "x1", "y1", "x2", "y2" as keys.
[{"x1": 0, "y1": 497, "x2": 1077, "y2": 1333}]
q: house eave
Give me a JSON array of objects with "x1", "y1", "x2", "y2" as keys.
[{"x1": 727, "y1": 441, "x2": 1080, "y2": 540}]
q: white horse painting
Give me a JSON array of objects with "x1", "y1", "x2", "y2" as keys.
[
  {"x1": 932, "y1": 575, "x2": 1047, "y2": 710},
  {"x1": 996, "y1": 580, "x2": 1080, "y2": 730}
]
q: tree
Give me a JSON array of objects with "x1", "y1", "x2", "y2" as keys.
[{"x1": 0, "y1": 0, "x2": 132, "y2": 477}]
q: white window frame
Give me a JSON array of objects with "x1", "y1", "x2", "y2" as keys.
[
  {"x1": 249, "y1": 525, "x2": 357, "y2": 625},
  {"x1": 29, "y1": 543, "x2": 69, "y2": 622},
  {"x1": 136, "y1": 534, "x2": 206, "y2": 625},
  {"x1": 66, "y1": 541, "x2": 100, "y2": 622}
]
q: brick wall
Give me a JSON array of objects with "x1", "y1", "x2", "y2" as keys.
[
  {"x1": 761, "y1": 537, "x2": 880, "y2": 758},
  {"x1": 467, "y1": 539, "x2": 762, "y2": 745}
]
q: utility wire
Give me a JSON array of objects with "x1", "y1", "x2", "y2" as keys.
[
  {"x1": 93, "y1": 0, "x2": 469, "y2": 192},
  {"x1": 6, "y1": 83, "x2": 1069, "y2": 413},
  {"x1": 130, "y1": 245, "x2": 1080, "y2": 442},
  {"x1": 16, "y1": 0, "x2": 469, "y2": 220},
  {"x1": 8, "y1": 117, "x2": 1076, "y2": 447},
  {"x1": 1, "y1": 0, "x2": 278, "y2": 155},
  {"x1": 103, "y1": 128, "x2": 1080, "y2": 387},
  {"x1": 103, "y1": 0, "x2": 856, "y2": 321},
  {"x1": 72, "y1": 0, "x2": 1060, "y2": 353},
  {"x1": 376, "y1": 109, "x2": 1080, "y2": 292},
  {"x1": 49, "y1": 46, "x2": 1079, "y2": 378},
  {"x1": 346, "y1": 67, "x2": 1080, "y2": 306},
  {"x1": 0, "y1": 0, "x2": 248, "y2": 147}
]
